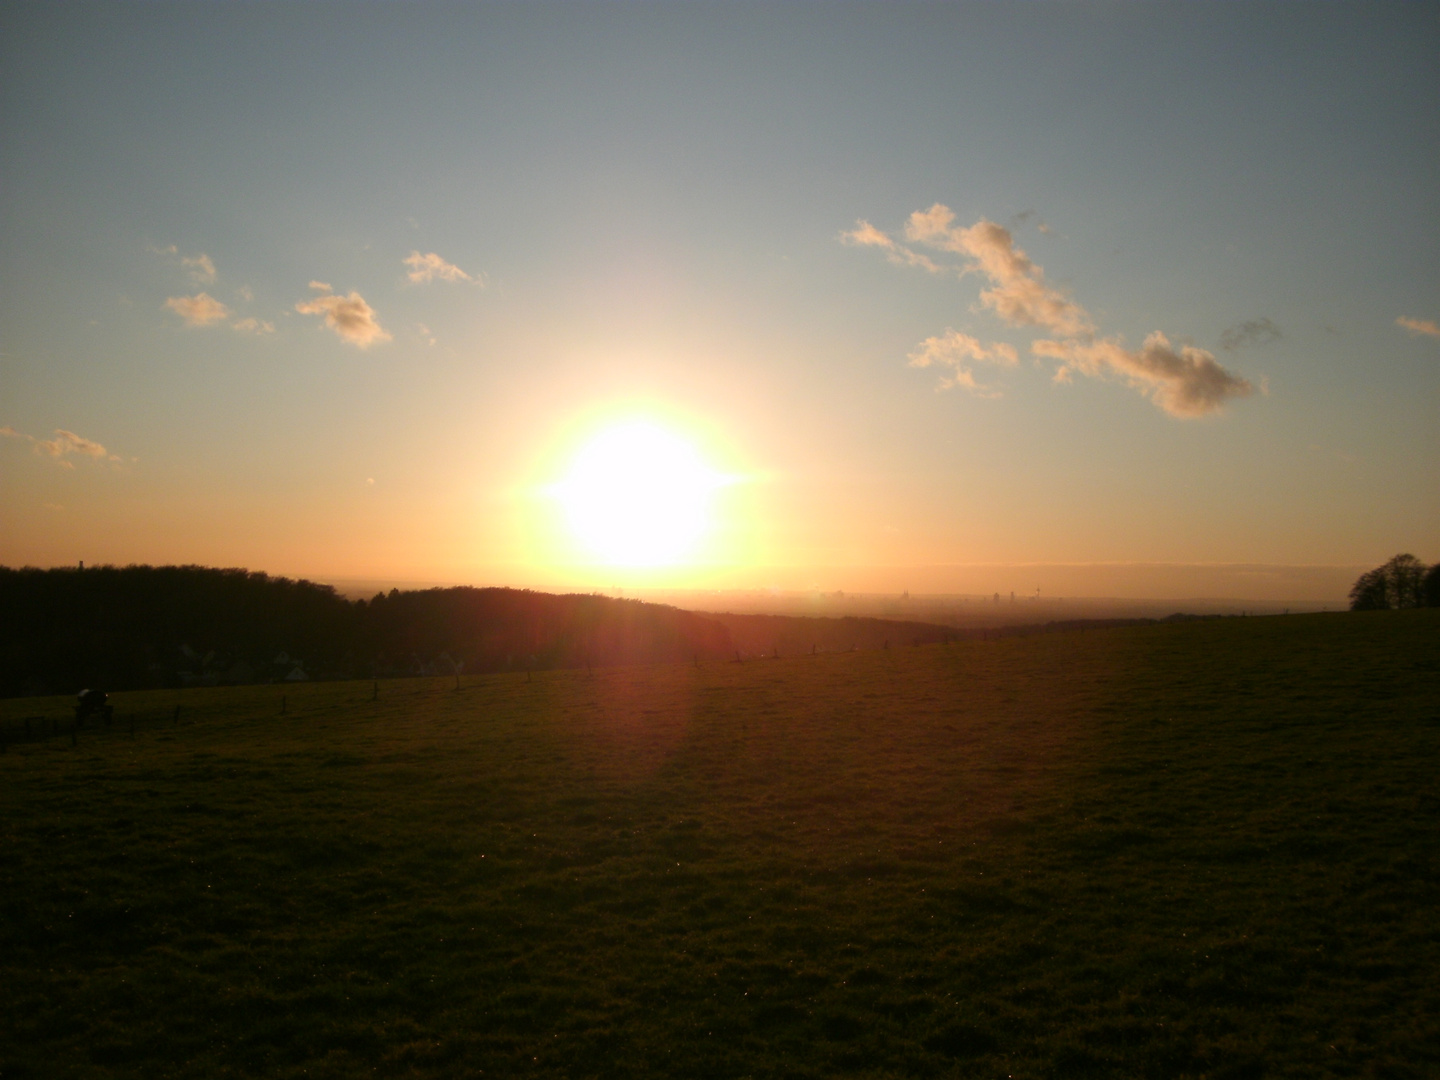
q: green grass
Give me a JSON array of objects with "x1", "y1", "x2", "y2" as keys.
[{"x1": 2, "y1": 611, "x2": 1437, "y2": 1079}]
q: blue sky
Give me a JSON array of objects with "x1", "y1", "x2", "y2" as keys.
[{"x1": 2, "y1": 2, "x2": 1436, "y2": 597}]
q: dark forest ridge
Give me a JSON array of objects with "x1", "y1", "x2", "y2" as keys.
[
  {"x1": 9, "y1": 560, "x2": 1430, "y2": 699},
  {"x1": 0, "y1": 564, "x2": 1242, "y2": 699}
]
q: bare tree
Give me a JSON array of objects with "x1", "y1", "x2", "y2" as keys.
[{"x1": 1349, "y1": 554, "x2": 1430, "y2": 610}]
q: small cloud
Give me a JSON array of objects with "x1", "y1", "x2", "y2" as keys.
[
  {"x1": 295, "y1": 284, "x2": 391, "y2": 348},
  {"x1": 1219, "y1": 317, "x2": 1281, "y2": 352},
  {"x1": 907, "y1": 329, "x2": 1017, "y2": 395},
  {"x1": 164, "y1": 292, "x2": 230, "y2": 327},
  {"x1": 38, "y1": 429, "x2": 112, "y2": 459},
  {"x1": 309, "y1": 280, "x2": 333, "y2": 292},
  {"x1": 839, "y1": 220, "x2": 944, "y2": 273},
  {"x1": 417, "y1": 322, "x2": 437, "y2": 345},
  {"x1": 9, "y1": 427, "x2": 126, "y2": 466},
  {"x1": 403, "y1": 251, "x2": 477, "y2": 284},
  {"x1": 1032, "y1": 333, "x2": 1255, "y2": 418},
  {"x1": 182, "y1": 253, "x2": 216, "y2": 283},
  {"x1": 150, "y1": 244, "x2": 216, "y2": 283},
  {"x1": 237, "y1": 285, "x2": 254, "y2": 302},
  {"x1": 366, "y1": 477, "x2": 375, "y2": 486},
  {"x1": 904, "y1": 207, "x2": 1093, "y2": 337},
  {"x1": 231, "y1": 317, "x2": 275, "y2": 335},
  {"x1": 1397, "y1": 315, "x2": 1440, "y2": 339}
]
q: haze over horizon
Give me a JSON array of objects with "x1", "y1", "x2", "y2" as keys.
[{"x1": 2, "y1": 3, "x2": 1436, "y2": 601}]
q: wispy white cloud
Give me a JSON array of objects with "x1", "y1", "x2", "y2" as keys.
[
  {"x1": 295, "y1": 284, "x2": 390, "y2": 348},
  {"x1": 150, "y1": 243, "x2": 217, "y2": 283},
  {"x1": 839, "y1": 221, "x2": 944, "y2": 273},
  {"x1": 404, "y1": 251, "x2": 477, "y2": 284},
  {"x1": 1033, "y1": 333, "x2": 1255, "y2": 418},
  {"x1": 164, "y1": 292, "x2": 230, "y2": 327},
  {"x1": 231, "y1": 316, "x2": 275, "y2": 335},
  {"x1": 4, "y1": 426, "x2": 123, "y2": 467},
  {"x1": 182, "y1": 253, "x2": 216, "y2": 283},
  {"x1": 38, "y1": 429, "x2": 113, "y2": 460},
  {"x1": 907, "y1": 329, "x2": 1018, "y2": 395},
  {"x1": 1397, "y1": 315, "x2": 1440, "y2": 339},
  {"x1": 844, "y1": 203, "x2": 1256, "y2": 417}
]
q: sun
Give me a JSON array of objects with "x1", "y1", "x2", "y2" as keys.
[{"x1": 548, "y1": 419, "x2": 727, "y2": 567}]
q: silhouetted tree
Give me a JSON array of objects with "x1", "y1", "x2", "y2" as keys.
[
  {"x1": 1425, "y1": 563, "x2": 1440, "y2": 609},
  {"x1": 1348, "y1": 554, "x2": 1429, "y2": 610}
]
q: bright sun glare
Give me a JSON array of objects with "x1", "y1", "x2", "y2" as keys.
[{"x1": 549, "y1": 420, "x2": 727, "y2": 568}]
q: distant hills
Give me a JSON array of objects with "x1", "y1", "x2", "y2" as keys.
[
  {"x1": 0, "y1": 563, "x2": 1218, "y2": 698},
  {"x1": 0, "y1": 565, "x2": 729, "y2": 696}
]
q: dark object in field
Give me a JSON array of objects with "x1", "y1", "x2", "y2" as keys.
[{"x1": 74, "y1": 688, "x2": 113, "y2": 727}]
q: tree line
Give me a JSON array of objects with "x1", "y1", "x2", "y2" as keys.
[
  {"x1": 1348, "y1": 554, "x2": 1440, "y2": 610},
  {"x1": 0, "y1": 565, "x2": 733, "y2": 697}
]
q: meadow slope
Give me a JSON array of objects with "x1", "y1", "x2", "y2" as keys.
[{"x1": 1, "y1": 611, "x2": 1437, "y2": 1078}]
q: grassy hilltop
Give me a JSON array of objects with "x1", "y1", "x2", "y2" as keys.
[{"x1": 2, "y1": 611, "x2": 1437, "y2": 1078}]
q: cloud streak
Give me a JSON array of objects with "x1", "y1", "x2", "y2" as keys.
[
  {"x1": 151, "y1": 244, "x2": 218, "y2": 283},
  {"x1": 164, "y1": 292, "x2": 230, "y2": 327},
  {"x1": 404, "y1": 251, "x2": 477, "y2": 284},
  {"x1": 1033, "y1": 333, "x2": 1255, "y2": 418},
  {"x1": 907, "y1": 329, "x2": 1017, "y2": 395},
  {"x1": 295, "y1": 283, "x2": 391, "y2": 348},
  {"x1": 845, "y1": 204, "x2": 1255, "y2": 417},
  {"x1": 183, "y1": 253, "x2": 216, "y2": 283},
  {"x1": 2, "y1": 426, "x2": 123, "y2": 467},
  {"x1": 1397, "y1": 315, "x2": 1440, "y2": 339},
  {"x1": 839, "y1": 221, "x2": 944, "y2": 273}
]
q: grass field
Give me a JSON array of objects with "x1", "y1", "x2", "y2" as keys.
[{"x1": 2, "y1": 611, "x2": 1437, "y2": 1079}]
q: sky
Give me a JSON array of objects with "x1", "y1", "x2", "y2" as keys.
[{"x1": 1, "y1": 2, "x2": 1437, "y2": 601}]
